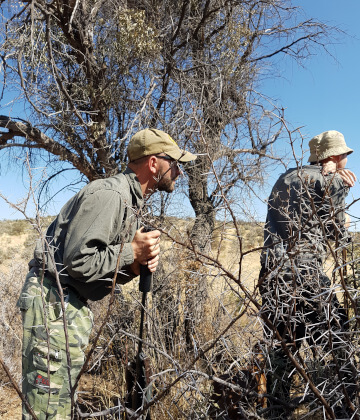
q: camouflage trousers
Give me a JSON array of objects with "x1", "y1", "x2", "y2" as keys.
[{"x1": 17, "y1": 269, "x2": 94, "y2": 419}]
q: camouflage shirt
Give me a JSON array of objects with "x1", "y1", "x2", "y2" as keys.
[
  {"x1": 32, "y1": 167, "x2": 143, "y2": 301},
  {"x1": 261, "y1": 164, "x2": 349, "y2": 268}
]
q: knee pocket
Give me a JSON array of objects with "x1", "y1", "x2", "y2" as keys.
[
  {"x1": 24, "y1": 343, "x2": 65, "y2": 419},
  {"x1": 24, "y1": 378, "x2": 62, "y2": 419},
  {"x1": 32, "y1": 342, "x2": 63, "y2": 373},
  {"x1": 26, "y1": 341, "x2": 63, "y2": 391},
  {"x1": 25, "y1": 342, "x2": 66, "y2": 419}
]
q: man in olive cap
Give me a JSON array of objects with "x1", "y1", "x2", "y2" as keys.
[
  {"x1": 18, "y1": 128, "x2": 196, "y2": 419},
  {"x1": 260, "y1": 130, "x2": 356, "y2": 418}
]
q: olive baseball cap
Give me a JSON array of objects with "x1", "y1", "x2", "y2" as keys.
[
  {"x1": 127, "y1": 128, "x2": 197, "y2": 162},
  {"x1": 308, "y1": 130, "x2": 353, "y2": 163}
]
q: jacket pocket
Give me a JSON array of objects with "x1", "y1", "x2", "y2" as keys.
[{"x1": 17, "y1": 294, "x2": 33, "y2": 311}]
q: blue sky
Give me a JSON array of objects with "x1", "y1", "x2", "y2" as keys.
[
  {"x1": 260, "y1": 0, "x2": 360, "y2": 229},
  {"x1": 1, "y1": 0, "x2": 360, "y2": 229}
]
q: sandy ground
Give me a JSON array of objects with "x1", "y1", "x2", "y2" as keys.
[{"x1": 0, "y1": 386, "x2": 22, "y2": 419}]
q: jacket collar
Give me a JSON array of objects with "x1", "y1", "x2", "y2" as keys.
[{"x1": 124, "y1": 166, "x2": 143, "y2": 207}]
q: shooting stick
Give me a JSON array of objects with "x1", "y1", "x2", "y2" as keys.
[{"x1": 131, "y1": 238, "x2": 153, "y2": 416}]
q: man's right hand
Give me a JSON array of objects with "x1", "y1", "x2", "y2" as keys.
[
  {"x1": 338, "y1": 168, "x2": 357, "y2": 187},
  {"x1": 130, "y1": 227, "x2": 161, "y2": 275}
]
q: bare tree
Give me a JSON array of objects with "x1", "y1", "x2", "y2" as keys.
[
  {"x1": 0, "y1": 1, "x2": 337, "y2": 236},
  {"x1": 2, "y1": 3, "x2": 357, "y2": 419},
  {"x1": 0, "y1": 2, "x2": 338, "y2": 352}
]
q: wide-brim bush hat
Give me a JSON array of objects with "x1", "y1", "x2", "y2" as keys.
[
  {"x1": 128, "y1": 128, "x2": 196, "y2": 162},
  {"x1": 308, "y1": 130, "x2": 353, "y2": 163}
]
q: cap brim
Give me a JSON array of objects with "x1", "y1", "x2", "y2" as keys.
[{"x1": 166, "y1": 148, "x2": 197, "y2": 162}]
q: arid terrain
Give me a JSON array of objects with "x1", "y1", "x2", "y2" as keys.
[
  {"x1": 3, "y1": 216, "x2": 358, "y2": 420},
  {"x1": 0, "y1": 217, "x2": 264, "y2": 419}
]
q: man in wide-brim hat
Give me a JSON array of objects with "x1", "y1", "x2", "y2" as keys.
[{"x1": 260, "y1": 130, "x2": 356, "y2": 418}]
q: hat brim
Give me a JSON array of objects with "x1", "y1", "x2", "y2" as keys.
[
  {"x1": 166, "y1": 147, "x2": 197, "y2": 162},
  {"x1": 308, "y1": 146, "x2": 353, "y2": 163}
]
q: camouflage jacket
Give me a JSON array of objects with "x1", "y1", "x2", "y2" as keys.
[{"x1": 32, "y1": 167, "x2": 143, "y2": 301}]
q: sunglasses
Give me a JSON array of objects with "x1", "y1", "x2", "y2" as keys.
[{"x1": 156, "y1": 155, "x2": 181, "y2": 169}]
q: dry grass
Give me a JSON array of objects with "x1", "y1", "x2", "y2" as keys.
[
  {"x1": 1, "y1": 217, "x2": 357, "y2": 419},
  {"x1": 0, "y1": 216, "x2": 264, "y2": 419},
  {"x1": 0, "y1": 219, "x2": 54, "y2": 387}
]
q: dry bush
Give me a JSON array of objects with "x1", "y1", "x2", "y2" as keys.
[
  {"x1": 0, "y1": 217, "x2": 53, "y2": 388},
  {"x1": 0, "y1": 219, "x2": 29, "y2": 237},
  {"x1": 72, "y1": 217, "x2": 266, "y2": 419},
  {"x1": 0, "y1": 261, "x2": 27, "y2": 385},
  {"x1": 1, "y1": 212, "x2": 359, "y2": 420},
  {"x1": 75, "y1": 213, "x2": 360, "y2": 420}
]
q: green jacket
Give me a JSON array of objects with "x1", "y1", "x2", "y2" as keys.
[
  {"x1": 261, "y1": 165, "x2": 349, "y2": 269},
  {"x1": 32, "y1": 167, "x2": 143, "y2": 301}
]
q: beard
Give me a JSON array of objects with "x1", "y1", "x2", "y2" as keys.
[
  {"x1": 157, "y1": 176, "x2": 175, "y2": 193},
  {"x1": 157, "y1": 170, "x2": 176, "y2": 193}
]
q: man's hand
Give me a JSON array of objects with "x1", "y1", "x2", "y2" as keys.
[
  {"x1": 322, "y1": 161, "x2": 357, "y2": 187},
  {"x1": 321, "y1": 160, "x2": 337, "y2": 175},
  {"x1": 130, "y1": 228, "x2": 161, "y2": 275},
  {"x1": 338, "y1": 169, "x2": 357, "y2": 187}
]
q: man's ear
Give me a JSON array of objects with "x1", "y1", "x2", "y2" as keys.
[{"x1": 148, "y1": 155, "x2": 158, "y2": 174}]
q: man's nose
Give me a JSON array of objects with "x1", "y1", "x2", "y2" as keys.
[{"x1": 176, "y1": 164, "x2": 183, "y2": 177}]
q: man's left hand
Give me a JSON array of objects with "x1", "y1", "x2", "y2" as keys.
[{"x1": 322, "y1": 161, "x2": 357, "y2": 187}]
